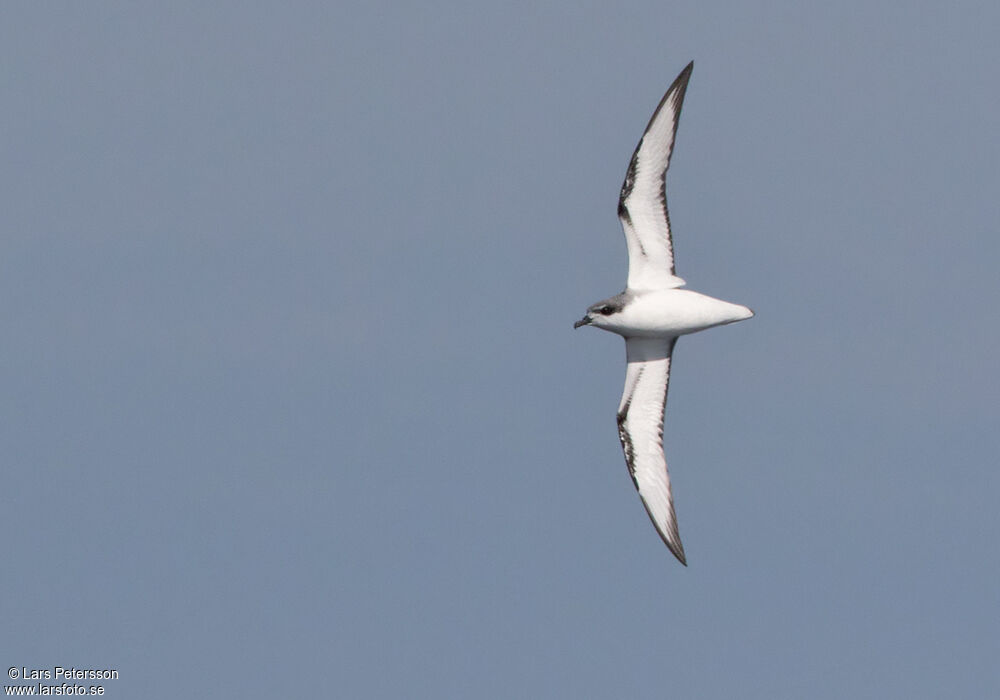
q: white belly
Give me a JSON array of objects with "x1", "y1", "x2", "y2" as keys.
[{"x1": 615, "y1": 289, "x2": 753, "y2": 337}]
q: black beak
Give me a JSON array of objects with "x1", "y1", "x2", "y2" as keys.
[{"x1": 573, "y1": 316, "x2": 591, "y2": 329}]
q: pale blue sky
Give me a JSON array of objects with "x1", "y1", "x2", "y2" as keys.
[{"x1": 3, "y1": 2, "x2": 998, "y2": 698}]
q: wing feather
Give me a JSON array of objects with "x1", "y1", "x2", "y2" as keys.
[
  {"x1": 617, "y1": 337, "x2": 685, "y2": 564},
  {"x1": 618, "y1": 62, "x2": 693, "y2": 292}
]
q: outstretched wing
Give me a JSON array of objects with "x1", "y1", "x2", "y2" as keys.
[
  {"x1": 618, "y1": 62, "x2": 693, "y2": 292},
  {"x1": 617, "y1": 336, "x2": 685, "y2": 564}
]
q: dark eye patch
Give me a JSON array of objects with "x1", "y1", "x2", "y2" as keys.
[{"x1": 599, "y1": 306, "x2": 615, "y2": 315}]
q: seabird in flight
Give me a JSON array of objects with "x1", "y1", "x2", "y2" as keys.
[{"x1": 574, "y1": 62, "x2": 753, "y2": 565}]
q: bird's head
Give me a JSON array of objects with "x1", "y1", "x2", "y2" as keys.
[{"x1": 574, "y1": 293, "x2": 628, "y2": 330}]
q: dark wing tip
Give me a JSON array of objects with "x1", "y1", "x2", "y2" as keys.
[
  {"x1": 665, "y1": 531, "x2": 688, "y2": 566},
  {"x1": 652, "y1": 504, "x2": 687, "y2": 565},
  {"x1": 635, "y1": 485, "x2": 688, "y2": 566},
  {"x1": 663, "y1": 60, "x2": 694, "y2": 117},
  {"x1": 641, "y1": 60, "x2": 695, "y2": 139}
]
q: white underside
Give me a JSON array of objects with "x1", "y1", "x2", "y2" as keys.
[{"x1": 597, "y1": 288, "x2": 753, "y2": 338}]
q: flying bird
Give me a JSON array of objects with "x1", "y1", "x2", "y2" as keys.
[{"x1": 574, "y1": 62, "x2": 753, "y2": 565}]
